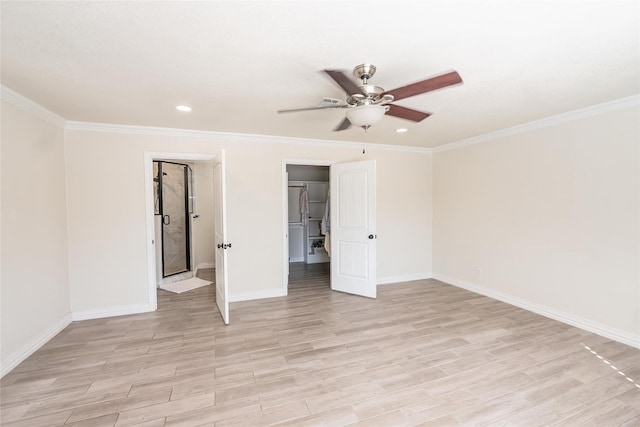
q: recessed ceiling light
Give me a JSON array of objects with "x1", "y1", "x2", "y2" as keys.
[
  {"x1": 176, "y1": 105, "x2": 192, "y2": 112},
  {"x1": 395, "y1": 128, "x2": 408, "y2": 133}
]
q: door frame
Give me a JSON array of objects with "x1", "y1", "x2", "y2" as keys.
[
  {"x1": 281, "y1": 159, "x2": 333, "y2": 296},
  {"x1": 144, "y1": 152, "x2": 217, "y2": 311}
]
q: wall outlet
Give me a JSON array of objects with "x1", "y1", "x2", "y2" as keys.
[{"x1": 476, "y1": 267, "x2": 483, "y2": 275}]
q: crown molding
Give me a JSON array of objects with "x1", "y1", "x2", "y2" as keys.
[
  {"x1": 433, "y1": 94, "x2": 640, "y2": 153},
  {"x1": 64, "y1": 120, "x2": 433, "y2": 154},
  {"x1": 0, "y1": 85, "x2": 67, "y2": 128},
  {"x1": 9, "y1": 83, "x2": 636, "y2": 156}
]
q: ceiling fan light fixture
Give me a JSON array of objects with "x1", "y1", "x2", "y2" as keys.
[{"x1": 346, "y1": 105, "x2": 387, "y2": 129}]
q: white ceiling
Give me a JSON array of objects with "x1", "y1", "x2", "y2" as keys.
[{"x1": 2, "y1": 1, "x2": 638, "y2": 148}]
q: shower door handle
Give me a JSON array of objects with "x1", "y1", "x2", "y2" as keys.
[{"x1": 163, "y1": 215, "x2": 170, "y2": 225}]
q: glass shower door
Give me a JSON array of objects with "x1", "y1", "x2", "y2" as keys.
[{"x1": 158, "y1": 162, "x2": 191, "y2": 277}]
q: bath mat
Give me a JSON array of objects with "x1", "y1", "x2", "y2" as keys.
[{"x1": 159, "y1": 277, "x2": 212, "y2": 294}]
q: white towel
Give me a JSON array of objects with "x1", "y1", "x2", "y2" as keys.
[
  {"x1": 322, "y1": 189, "x2": 331, "y2": 257},
  {"x1": 321, "y1": 189, "x2": 330, "y2": 235},
  {"x1": 324, "y1": 231, "x2": 331, "y2": 257},
  {"x1": 299, "y1": 187, "x2": 309, "y2": 225}
]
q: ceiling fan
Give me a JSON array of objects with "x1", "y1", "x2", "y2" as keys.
[{"x1": 278, "y1": 64, "x2": 463, "y2": 132}]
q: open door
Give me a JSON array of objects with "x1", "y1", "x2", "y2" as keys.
[
  {"x1": 330, "y1": 160, "x2": 376, "y2": 298},
  {"x1": 156, "y1": 161, "x2": 192, "y2": 278},
  {"x1": 214, "y1": 150, "x2": 230, "y2": 324}
]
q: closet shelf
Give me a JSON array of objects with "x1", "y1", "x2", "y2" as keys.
[{"x1": 308, "y1": 235, "x2": 325, "y2": 239}]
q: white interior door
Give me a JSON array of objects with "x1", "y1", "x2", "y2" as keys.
[
  {"x1": 214, "y1": 150, "x2": 229, "y2": 324},
  {"x1": 330, "y1": 160, "x2": 376, "y2": 298}
]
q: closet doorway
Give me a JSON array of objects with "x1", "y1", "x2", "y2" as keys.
[{"x1": 284, "y1": 163, "x2": 331, "y2": 290}]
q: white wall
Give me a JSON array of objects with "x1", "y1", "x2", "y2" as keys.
[
  {"x1": 433, "y1": 104, "x2": 640, "y2": 346},
  {"x1": 63, "y1": 129, "x2": 433, "y2": 313},
  {"x1": 1, "y1": 101, "x2": 71, "y2": 375}
]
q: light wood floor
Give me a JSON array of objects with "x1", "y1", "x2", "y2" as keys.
[{"x1": 1, "y1": 265, "x2": 639, "y2": 426}]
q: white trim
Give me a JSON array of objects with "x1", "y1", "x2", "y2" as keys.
[
  {"x1": 434, "y1": 94, "x2": 640, "y2": 153},
  {"x1": 377, "y1": 273, "x2": 433, "y2": 285},
  {"x1": 0, "y1": 85, "x2": 66, "y2": 128},
  {"x1": 65, "y1": 120, "x2": 432, "y2": 154},
  {"x1": 282, "y1": 162, "x2": 289, "y2": 296},
  {"x1": 195, "y1": 262, "x2": 215, "y2": 272},
  {"x1": 71, "y1": 304, "x2": 153, "y2": 321},
  {"x1": 433, "y1": 273, "x2": 640, "y2": 349},
  {"x1": 143, "y1": 153, "x2": 158, "y2": 311},
  {"x1": 229, "y1": 289, "x2": 287, "y2": 302},
  {"x1": 1, "y1": 313, "x2": 72, "y2": 378}
]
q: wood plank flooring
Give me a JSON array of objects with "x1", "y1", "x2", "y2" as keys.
[{"x1": 1, "y1": 265, "x2": 639, "y2": 426}]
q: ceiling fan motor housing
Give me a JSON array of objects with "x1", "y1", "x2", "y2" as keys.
[{"x1": 354, "y1": 63, "x2": 377, "y2": 82}]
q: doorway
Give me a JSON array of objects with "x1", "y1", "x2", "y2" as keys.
[
  {"x1": 284, "y1": 162, "x2": 332, "y2": 292},
  {"x1": 282, "y1": 159, "x2": 378, "y2": 298},
  {"x1": 145, "y1": 152, "x2": 220, "y2": 313}
]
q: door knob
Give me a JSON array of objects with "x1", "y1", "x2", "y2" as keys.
[
  {"x1": 368, "y1": 234, "x2": 374, "y2": 239},
  {"x1": 217, "y1": 243, "x2": 223, "y2": 249}
]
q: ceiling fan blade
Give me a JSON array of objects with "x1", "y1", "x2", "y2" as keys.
[
  {"x1": 386, "y1": 104, "x2": 432, "y2": 122},
  {"x1": 324, "y1": 69, "x2": 366, "y2": 96},
  {"x1": 333, "y1": 117, "x2": 352, "y2": 131},
  {"x1": 383, "y1": 71, "x2": 462, "y2": 102},
  {"x1": 278, "y1": 104, "x2": 347, "y2": 113}
]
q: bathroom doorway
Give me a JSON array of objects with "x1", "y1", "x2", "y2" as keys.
[{"x1": 145, "y1": 152, "x2": 218, "y2": 313}]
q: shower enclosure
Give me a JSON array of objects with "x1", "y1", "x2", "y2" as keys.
[{"x1": 154, "y1": 161, "x2": 193, "y2": 278}]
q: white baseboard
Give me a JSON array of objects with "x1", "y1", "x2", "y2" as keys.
[
  {"x1": 1, "y1": 313, "x2": 72, "y2": 378},
  {"x1": 229, "y1": 289, "x2": 286, "y2": 302},
  {"x1": 196, "y1": 262, "x2": 215, "y2": 270},
  {"x1": 194, "y1": 263, "x2": 215, "y2": 278},
  {"x1": 377, "y1": 273, "x2": 433, "y2": 285},
  {"x1": 71, "y1": 304, "x2": 153, "y2": 321},
  {"x1": 289, "y1": 257, "x2": 304, "y2": 263},
  {"x1": 433, "y1": 273, "x2": 640, "y2": 349}
]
